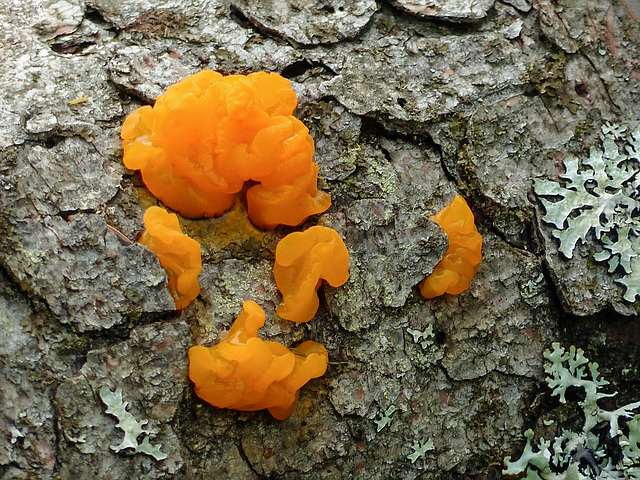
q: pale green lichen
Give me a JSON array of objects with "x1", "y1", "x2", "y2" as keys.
[
  {"x1": 408, "y1": 438, "x2": 434, "y2": 464},
  {"x1": 521, "y1": 272, "x2": 546, "y2": 299},
  {"x1": 375, "y1": 405, "x2": 397, "y2": 433},
  {"x1": 99, "y1": 386, "x2": 167, "y2": 461},
  {"x1": 407, "y1": 325, "x2": 435, "y2": 349},
  {"x1": 534, "y1": 123, "x2": 640, "y2": 302},
  {"x1": 503, "y1": 343, "x2": 640, "y2": 479}
]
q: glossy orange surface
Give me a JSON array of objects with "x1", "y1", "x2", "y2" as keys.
[
  {"x1": 188, "y1": 301, "x2": 328, "y2": 420},
  {"x1": 138, "y1": 206, "x2": 202, "y2": 309},
  {"x1": 121, "y1": 70, "x2": 330, "y2": 229},
  {"x1": 419, "y1": 195, "x2": 482, "y2": 298},
  {"x1": 274, "y1": 226, "x2": 349, "y2": 323}
]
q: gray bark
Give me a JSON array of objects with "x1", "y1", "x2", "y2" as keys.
[{"x1": 1, "y1": 0, "x2": 639, "y2": 478}]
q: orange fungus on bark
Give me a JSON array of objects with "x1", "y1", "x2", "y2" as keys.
[
  {"x1": 121, "y1": 70, "x2": 331, "y2": 230},
  {"x1": 188, "y1": 301, "x2": 328, "y2": 420},
  {"x1": 138, "y1": 206, "x2": 202, "y2": 309},
  {"x1": 419, "y1": 195, "x2": 482, "y2": 298},
  {"x1": 274, "y1": 226, "x2": 349, "y2": 323}
]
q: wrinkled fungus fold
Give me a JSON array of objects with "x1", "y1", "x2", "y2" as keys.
[
  {"x1": 138, "y1": 206, "x2": 202, "y2": 309},
  {"x1": 419, "y1": 195, "x2": 482, "y2": 298},
  {"x1": 121, "y1": 70, "x2": 331, "y2": 229},
  {"x1": 274, "y1": 226, "x2": 350, "y2": 323},
  {"x1": 188, "y1": 301, "x2": 328, "y2": 420}
]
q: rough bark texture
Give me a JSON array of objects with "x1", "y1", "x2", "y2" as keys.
[{"x1": 1, "y1": 0, "x2": 639, "y2": 479}]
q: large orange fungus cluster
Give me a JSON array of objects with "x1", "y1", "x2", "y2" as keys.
[
  {"x1": 121, "y1": 70, "x2": 331, "y2": 230},
  {"x1": 138, "y1": 206, "x2": 202, "y2": 309},
  {"x1": 419, "y1": 195, "x2": 482, "y2": 298},
  {"x1": 274, "y1": 226, "x2": 350, "y2": 323},
  {"x1": 188, "y1": 301, "x2": 329, "y2": 420}
]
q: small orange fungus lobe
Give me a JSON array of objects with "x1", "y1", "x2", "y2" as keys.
[
  {"x1": 188, "y1": 301, "x2": 328, "y2": 420},
  {"x1": 419, "y1": 195, "x2": 482, "y2": 299},
  {"x1": 121, "y1": 70, "x2": 331, "y2": 229},
  {"x1": 138, "y1": 206, "x2": 202, "y2": 309},
  {"x1": 274, "y1": 226, "x2": 349, "y2": 323}
]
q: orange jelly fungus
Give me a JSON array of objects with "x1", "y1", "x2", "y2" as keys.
[
  {"x1": 121, "y1": 70, "x2": 331, "y2": 230},
  {"x1": 188, "y1": 301, "x2": 329, "y2": 420},
  {"x1": 419, "y1": 195, "x2": 482, "y2": 299},
  {"x1": 138, "y1": 206, "x2": 202, "y2": 309},
  {"x1": 274, "y1": 226, "x2": 349, "y2": 323}
]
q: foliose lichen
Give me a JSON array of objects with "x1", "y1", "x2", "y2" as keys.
[
  {"x1": 99, "y1": 386, "x2": 167, "y2": 461},
  {"x1": 408, "y1": 438, "x2": 434, "y2": 464},
  {"x1": 407, "y1": 326, "x2": 435, "y2": 349},
  {"x1": 534, "y1": 123, "x2": 640, "y2": 302},
  {"x1": 374, "y1": 405, "x2": 397, "y2": 433},
  {"x1": 503, "y1": 343, "x2": 640, "y2": 479}
]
